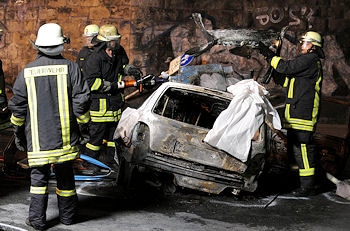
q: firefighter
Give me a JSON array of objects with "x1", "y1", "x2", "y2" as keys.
[
  {"x1": 0, "y1": 28, "x2": 8, "y2": 115},
  {"x1": 76, "y1": 24, "x2": 99, "y2": 75},
  {"x1": 0, "y1": 60, "x2": 7, "y2": 114},
  {"x1": 82, "y1": 24, "x2": 142, "y2": 173},
  {"x1": 0, "y1": 28, "x2": 14, "y2": 176},
  {"x1": 0, "y1": 59, "x2": 8, "y2": 122},
  {"x1": 8, "y1": 23, "x2": 91, "y2": 230},
  {"x1": 258, "y1": 31, "x2": 325, "y2": 196}
]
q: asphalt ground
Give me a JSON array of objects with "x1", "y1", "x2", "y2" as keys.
[
  {"x1": 1, "y1": 174, "x2": 350, "y2": 231},
  {"x1": 1, "y1": 126, "x2": 350, "y2": 231}
]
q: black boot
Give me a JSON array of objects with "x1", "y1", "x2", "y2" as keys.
[
  {"x1": 25, "y1": 217, "x2": 47, "y2": 231},
  {"x1": 291, "y1": 176, "x2": 316, "y2": 196},
  {"x1": 28, "y1": 194, "x2": 48, "y2": 230},
  {"x1": 57, "y1": 194, "x2": 78, "y2": 225}
]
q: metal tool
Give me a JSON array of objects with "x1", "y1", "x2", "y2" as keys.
[{"x1": 326, "y1": 173, "x2": 350, "y2": 200}]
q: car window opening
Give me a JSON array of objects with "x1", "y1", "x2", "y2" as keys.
[{"x1": 153, "y1": 88, "x2": 230, "y2": 129}]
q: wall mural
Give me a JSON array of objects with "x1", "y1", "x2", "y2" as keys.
[
  {"x1": 160, "y1": 11, "x2": 349, "y2": 96},
  {"x1": 0, "y1": 1, "x2": 348, "y2": 97}
]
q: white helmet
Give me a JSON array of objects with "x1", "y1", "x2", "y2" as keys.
[
  {"x1": 35, "y1": 23, "x2": 64, "y2": 47},
  {"x1": 84, "y1": 24, "x2": 99, "y2": 37}
]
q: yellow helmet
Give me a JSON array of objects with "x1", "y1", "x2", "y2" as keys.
[
  {"x1": 83, "y1": 24, "x2": 99, "y2": 37},
  {"x1": 300, "y1": 31, "x2": 322, "y2": 47},
  {"x1": 95, "y1": 24, "x2": 121, "y2": 42}
]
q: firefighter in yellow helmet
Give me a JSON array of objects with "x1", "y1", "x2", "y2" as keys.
[
  {"x1": 82, "y1": 24, "x2": 142, "y2": 173},
  {"x1": 259, "y1": 31, "x2": 325, "y2": 196},
  {"x1": 76, "y1": 24, "x2": 99, "y2": 75},
  {"x1": 9, "y1": 23, "x2": 91, "y2": 230}
]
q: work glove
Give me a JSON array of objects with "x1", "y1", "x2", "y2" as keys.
[
  {"x1": 101, "y1": 80, "x2": 121, "y2": 92},
  {"x1": 13, "y1": 124, "x2": 26, "y2": 152},
  {"x1": 78, "y1": 122, "x2": 90, "y2": 145},
  {"x1": 284, "y1": 33, "x2": 298, "y2": 45},
  {"x1": 124, "y1": 64, "x2": 143, "y2": 80},
  {"x1": 101, "y1": 80, "x2": 112, "y2": 92},
  {"x1": 258, "y1": 41, "x2": 276, "y2": 62}
]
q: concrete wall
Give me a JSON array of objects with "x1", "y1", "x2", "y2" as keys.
[{"x1": 0, "y1": 0, "x2": 349, "y2": 95}]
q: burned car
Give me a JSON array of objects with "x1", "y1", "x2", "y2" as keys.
[{"x1": 114, "y1": 81, "x2": 271, "y2": 195}]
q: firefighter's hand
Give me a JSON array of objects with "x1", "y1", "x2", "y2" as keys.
[
  {"x1": 124, "y1": 64, "x2": 143, "y2": 80},
  {"x1": 13, "y1": 125, "x2": 26, "y2": 152},
  {"x1": 103, "y1": 80, "x2": 129, "y2": 91},
  {"x1": 258, "y1": 41, "x2": 276, "y2": 61},
  {"x1": 78, "y1": 123, "x2": 90, "y2": 145},
  {"x1": 101, "y1": 80, "x2": 112, "y2": 92},
  {"x1": 15, "y1": 136, "x2": 26, "y2": 152}
]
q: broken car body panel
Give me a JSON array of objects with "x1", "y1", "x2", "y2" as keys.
[
  {"x1": 115, "y1": 82, "x2": 266, "y2": 194},
  {"x1": 189, "y1": 12, "x2": 280, "y2": 59}
]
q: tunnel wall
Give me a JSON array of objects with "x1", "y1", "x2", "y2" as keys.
[{"x1": 0, "y1": 0, "x2": 349, "y2": 95}]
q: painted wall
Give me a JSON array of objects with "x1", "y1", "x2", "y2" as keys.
[{"x1": 0, "y1": 0, "x2": 349, "y2": 95}]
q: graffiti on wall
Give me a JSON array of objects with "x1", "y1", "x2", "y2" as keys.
[{"x1": 254, "y1": 6, "x2": 313, "y2": 29}]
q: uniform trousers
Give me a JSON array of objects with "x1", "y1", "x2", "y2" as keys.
[
  {"x1": 287, "y1": 128, "x2": 316, "y2": 189},
  {"x1": 29, "y1": 160, "x2": 77, "y2": 228}
]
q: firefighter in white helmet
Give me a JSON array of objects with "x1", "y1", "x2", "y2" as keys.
[
  {"x1": 9, "y1": 23, "x2": 91, "y2": 230},
  {"x1": 82, "y1": 24, "x2": 143, "y2": 173},
  {"x1": 258, "y1": 30, "x2": 325, "y2": 197},
  {"x1": 76, "y1": 24, "x2": 99, "y2": 75}
]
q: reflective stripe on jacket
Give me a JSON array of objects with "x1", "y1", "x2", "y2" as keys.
[
  {"x1": 270, "y1": 52, "x2": 323, "y2": 132},
  {"x1": 83, "y1": 44, "x2": 129, "y2": 123},
  {"x1": 8, "y1": 54, "x2": 91, "y2": 167}
]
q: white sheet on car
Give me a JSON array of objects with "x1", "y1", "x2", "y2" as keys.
[{"x1": 204, "y1": 79, "x2": 281, "y2": 162}]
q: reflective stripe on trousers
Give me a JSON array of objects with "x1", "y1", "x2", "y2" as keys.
[
  {"x1": 29, "y1": 161, "x2": 77, "y2": 226},
  {"x1": 287, "y1": 129, "x2": 316, "y2": 188}
]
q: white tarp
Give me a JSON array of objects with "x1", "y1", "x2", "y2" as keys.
[{"x1": 204, "y1": 79, "x2": 282, "y2": 162}]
